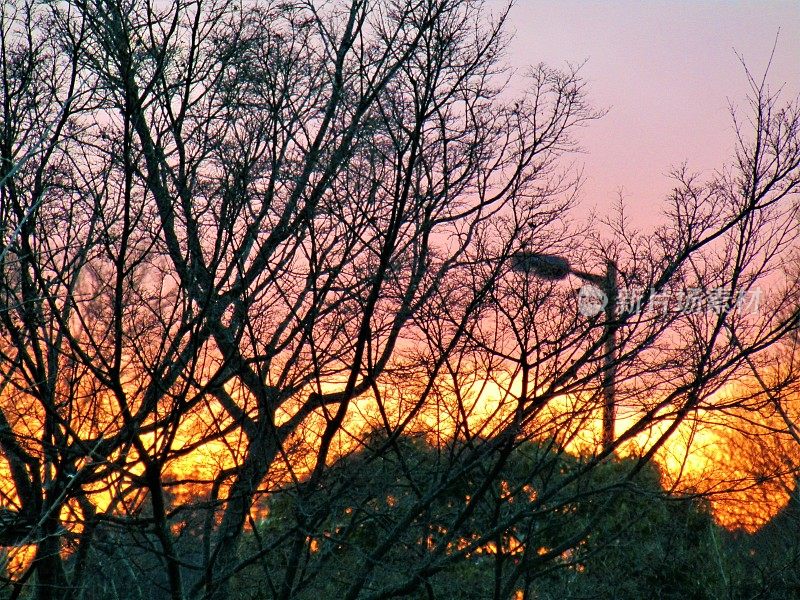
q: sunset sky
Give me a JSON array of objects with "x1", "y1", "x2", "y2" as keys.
[
  {"x1": 497, "y1": 0, "x2": 800, "y2": 223},
  {"x1": 488, "y1": 1, "x2": 800, "y2": 529},
  {"x1": 3, "y1": 3, "x2": 800, "y2": 596}
]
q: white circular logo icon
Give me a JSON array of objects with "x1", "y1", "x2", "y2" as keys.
[{"x1": 577, "y1": 285, "x2": 608, "y2": 317}]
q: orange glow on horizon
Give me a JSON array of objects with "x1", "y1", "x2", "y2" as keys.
[{"x1": 1, "y1": 366, "x2": 796, "y2": 572}]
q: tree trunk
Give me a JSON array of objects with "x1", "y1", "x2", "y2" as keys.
[
  {"x1": 206, "y1": 430, "x2": 279, "y2": 600},
  {"x1": 33, "y1": 516, "x2": 67, "y2": 600}
]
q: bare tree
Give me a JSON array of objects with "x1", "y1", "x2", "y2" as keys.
[{"x1": 1, "y1": 1, "x2": 799, "y2": 599}]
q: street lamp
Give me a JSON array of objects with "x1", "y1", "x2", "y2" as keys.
[{"x1": 511, "y1": 252, "x2": 618, "y2": 451}]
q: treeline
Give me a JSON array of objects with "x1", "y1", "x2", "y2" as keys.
[{"x1": 5, "y1": 434, "x2": 796, "y2": 600}]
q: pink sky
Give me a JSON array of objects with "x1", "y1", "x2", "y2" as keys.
[{"x1": 497, "y1": 1, "x2": 800, "y2": 222}]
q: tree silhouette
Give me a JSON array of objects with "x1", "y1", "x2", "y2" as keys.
[{"x1": 0, "y1": 1, "x2": 799, "y2": 599}]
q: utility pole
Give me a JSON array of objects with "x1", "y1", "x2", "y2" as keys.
[
  {"x1": 600, "y1": 260, "x2": 618, "y2": 451},
  {"x1": 511, "y1": 253, "x2": 618, "y2": 451}
]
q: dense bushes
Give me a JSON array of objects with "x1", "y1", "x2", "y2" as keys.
[
  {"x1": 4, "y1": 434, "x2": 796, "y2": 599},
  {"x1": 231, "y1": 435, "x2": 746, "y2": 599}
]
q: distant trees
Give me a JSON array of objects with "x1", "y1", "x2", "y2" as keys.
[
  {"x1": 0, "y1": 1, "x2": 799, "y2": 599},
  {"x1": 232, "y1": 433, "x2": 731, "y2": 600}
]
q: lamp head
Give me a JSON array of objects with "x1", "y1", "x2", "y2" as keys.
[{"x1": 511, "y1": 252, "x2": 571, "y2": 281}]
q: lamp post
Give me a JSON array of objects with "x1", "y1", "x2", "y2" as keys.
[{"x1": 511, "y1": 252, "x2": 618, "y2": 451}]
